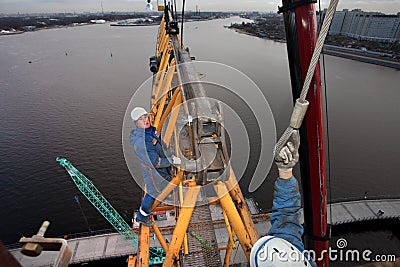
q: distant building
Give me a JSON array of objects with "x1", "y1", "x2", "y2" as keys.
[
  {"x1": 329, "y1": 10, "x2": 346, "y2": 35},
  {"x1": 319, "y1": 9, "x2": 400, "y2": 43}
]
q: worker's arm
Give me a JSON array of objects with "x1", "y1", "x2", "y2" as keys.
[
  {"x1": 268, "y1": 130, "x2": 305, "y2": 252},
  {"x1": 145, "y1": 140, "x2": 171, "y2": 168},
  {"x1": 131, "y1": 131, "x2": 154, "y2": 168},
  {"x1": 145, "y1": 135, "x2": 180, "y2": 168},
  {"x1": 268, "y1": 175, "x2": 304, "y2": 252}
]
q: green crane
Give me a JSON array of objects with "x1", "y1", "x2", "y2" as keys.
[
  {"x1": 56, "y1": 157, "x2": 165, "y2": 264},
  {"x1": 56, "y1": 157, "x2": 139, "y2": 248}
]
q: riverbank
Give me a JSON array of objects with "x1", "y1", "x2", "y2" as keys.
[
  {"x1": 0, "y1": 13, "x2": 161, "y2": 33},
  {"x1": 0, "y1": 12, "x2": 229, "y2": 36},
  {"x1": 231, "y1": 27, "x2": 400, "y2": 70},
  {"x1": 232, "y1": 27, "x2": 286, "y2": 42},
  {"x1": 323, "y1": 45, "x2": 400, "y2": 70},
  {"x1": 0, "y1": 29, "x2": 24, "y2": 35}
]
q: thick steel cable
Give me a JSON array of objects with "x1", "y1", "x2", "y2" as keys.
[
  {"x1": 315, "y1": 0, "x2": 335, "y2": 246},
  {"x1": 299, "y1": 0, "x2": 339, "y2": 102},
  {"x1": 181, "y1": 0, "x2": 185, "y2": 46},
  {"x1": 274, "y1": 0, "x2": 339, "y2": 157},
  {"x1": 318, "y1": 0, "x2": 334, "y2": 234}
]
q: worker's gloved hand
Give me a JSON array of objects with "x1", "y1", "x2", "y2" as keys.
[
  {"x1": 275, "y1": 130, "x2": 300, "y2": 173},
  {"x1": 172, "y1": 156, "x2": 181, "y2": 165}
]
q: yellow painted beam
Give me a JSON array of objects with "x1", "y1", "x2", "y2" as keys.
[
  {"x1": 152, "y1": 30, "x2": 169, "y2": 106},
  {"x1": 157, "y1": 18, "x2": 167, "y2": 55},
  {"x1": 179, "y1": 182, "x2": 189, "y2": 255},
  {"x1": 153, "y1": 65, "x2": 176, "y2": 130},
  {"x1": 128, "y1": 255, "x2": 136, "y2": 267},
  {"x1": 153, "y1": 85, "x2": 169, "y2": 130},
  {"x1": 157, "y1": 30, "x2": 169, "y2": 56},
  {"x1": 157, "y1": 36, "x2": 171, "y2": 74},
  {"x1": 214, "y1": 182, "x2": 252, "y2": 261},
  {"x1": 153, "y1": 50, "x2": 173, "y2": 109},
  {"x1": 157, "y1": 5, "x2": 165, "y2": 12},
  {"x1": 158, "y1": 44, "x2": 172, "y2": 74},
  {"x1": 157, "y1": 87, "x2": 180, "y2": 133},
  {"x1": 223, "y1": 236, "x2": 234, "y2": 267},
  {"x1": 153, "y1": 71, "x2": 167, "y2": 111},
  {"x1": 152, "y1": 205, "x2": 175, "y2": 212},
  {"x1": 224, "y1": 166, "x2": 259, "y2": 244},
  {"x1": 156, "y1": 20, "x2": 166, "y2": 56},
  {"x1": 137, "y1": 224, "x2": 150, "y2": 267},
  {"x1": 152, "y1": 38, "x2": 172, "y2": 109},
  {"x1": 159, "y1": 34, "x2": 170, "y2": 56},
  {"x1": 151, "y1": 75, "x2": 161, "y2": 109},
  {"x1": 162, "y1": 186, "x2": 200, "y2": 266},
  {"x1": 206, "y1": 196, "x2": 220, "y2": 206},
  {"x1": 152, "y1": 59, "x2": 176, "y2": 111},
  {"x1": 152, "y1": 223, "x2": 169, "y2": 253},
  {"x1": 157, "y1": 18, "x2": 165, "y2": 39},
  {"x1": 222, "y1": 208, "x2": 236, "y2": 249},
  {"x1": 163, "y1": 93, "x2": 183, "y2": 146}
]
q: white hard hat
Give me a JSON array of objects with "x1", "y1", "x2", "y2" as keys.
[
  {"x1": 250, "y1": 236, "x2": 310, "y2": 267},
  {"x1": 131, "y1": 107, "x2": 148, "y2": 121}
]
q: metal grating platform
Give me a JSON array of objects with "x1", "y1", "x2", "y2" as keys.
[{"x1": 183, "y1": 190, "x2": 222, "y2": 267}]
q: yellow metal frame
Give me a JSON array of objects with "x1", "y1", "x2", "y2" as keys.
[
  {"x1": 162, "y1": 186, "x2": 200, "y2": 266},
  {"x1": 223, "y1": 235, "x2": 234, "y2": 267},
  {"x1": 137, "y1": 224, "x2": 150, "y2": 267},
  {"x1": 134, "y1": 14, "x2": 260, "y2": 267},
  {"x1": 128, "y1": 255, "x2": 136, "y2": 267},
  {"x1": 222, "y1": 209, "x2": 236, "y2": 249},
  {"x1": 214, "y1": 182, "x2": 253, "y2": 260}
]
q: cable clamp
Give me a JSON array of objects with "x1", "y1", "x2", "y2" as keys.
[{"x1": 290, "y1": 98, "x2": 309, "y2": 129}]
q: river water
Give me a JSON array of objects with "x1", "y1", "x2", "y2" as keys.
[{"x1": 0, "y1": 17, "x2": 399, "y2": 264}]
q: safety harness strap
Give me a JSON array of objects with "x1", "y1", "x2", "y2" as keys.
[{"x1": 141, "y1": 163, "x2": 162, "y2": 193}]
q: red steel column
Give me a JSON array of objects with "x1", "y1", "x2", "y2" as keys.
[{"x1": 281, "y1": 1, "x2": 329, "y2": 266}]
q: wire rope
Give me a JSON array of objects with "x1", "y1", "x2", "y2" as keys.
[
  {"x1": 318, "y1": 0, "x2": 334, "y2": 243},
  {"x1": 74, "y1": 195, "x2": 92, "y2": 232},
  {"x1": 274, "y1": 0, "x2": 339, "y2": 156},
  {"x1": 173, "y1": 0, "x2": 177, "y2": 20},
  {"x1": 181, "y1": 0, "x2": 185, "y2": 47}
]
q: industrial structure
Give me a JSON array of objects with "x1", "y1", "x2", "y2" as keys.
[
  {"x1": 321, "y1": 9, "x2": 400, "y2": 42},
  {"x1": 7, "y1": 0, "x2": 400, "y2": 266}
]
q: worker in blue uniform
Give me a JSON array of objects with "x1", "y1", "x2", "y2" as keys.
[
  {"x1": 250, "y1": 130, "x2": 316, "y2": 267},
  {"x1": 130, "y1": 107, "x2": 180, "y2": 227}
]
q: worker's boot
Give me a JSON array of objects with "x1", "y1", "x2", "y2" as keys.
[{"x1": 136, "y1": 213, "x2": 154, "y2": 227}]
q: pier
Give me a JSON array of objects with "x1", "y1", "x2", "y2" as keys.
[
  {"x1": 328, "y1": 197, "x2": 400, "y2": 225},
  {"x1": 323, "y1": 45, "x2": 400, "y2": 70},
  {"x1": 9, "y1": 217, "x2": 269, "y2": 266}
]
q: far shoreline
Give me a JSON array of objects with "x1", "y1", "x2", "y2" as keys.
[{"x1": 230, "y1": 28, "x2": 400, "y2": 70}]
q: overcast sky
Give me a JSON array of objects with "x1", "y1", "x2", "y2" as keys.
[{"x1": 0, "y1": 0, "x2": 399, "y2": 14}]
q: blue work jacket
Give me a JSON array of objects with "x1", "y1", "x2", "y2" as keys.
[
  {"x1": 130, "y1": 126, "x2": 172, "y2": 196},
  {"x1": 269, "y1": 176, "x2": 304, "y2": 251},
  {"x1": 269, "y1": 176, "x2": 316, "y2": 266}
]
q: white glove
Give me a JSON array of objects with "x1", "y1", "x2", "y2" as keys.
[
  {"x1": 172, "y1": 156, "x2": 181, "y2": 165},
  {"x1": 275, "y1": 130, "x2": 300, "y2": 172}
]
